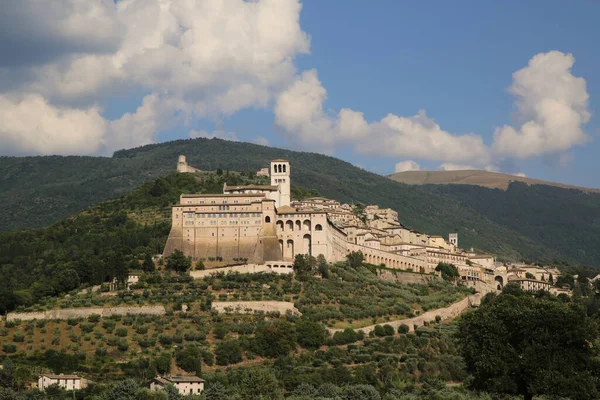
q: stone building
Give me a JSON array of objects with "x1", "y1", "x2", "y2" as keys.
[
  {"x1": 176, "y1": 155, "x2": 199, "y2": 173},
  {"x1": 165, "y1": 159, "x2": 507, "y2": 283},
  {"x1": 151, "y1": 376, "x2": 205, "y2": 396},
  {"x1": 38, "y1": 374, "x2": 82, "y2": 391}
]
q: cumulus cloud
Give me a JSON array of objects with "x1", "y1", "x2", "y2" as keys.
[
  {"x1": 394, "y1": 160, "x2": 421, "y2": 173},
  {"x1": 492, "y1": 51, "x2": 590, "y2": 159},
  {"x1": 274, "y1": 51, "x2": 590, "y2": 172},
  {"x1": 254, "y1": 136, "x2": 270, "y2": 146},
  {"x1": 0, "y1": 94, "x2": 107, "y2": 155},
  {"x1": 0, "y1": 0, "x2": 309, "y2": 155},
  {"x1": 274, "y1": 70, "x2": 491, "y2": 165}
]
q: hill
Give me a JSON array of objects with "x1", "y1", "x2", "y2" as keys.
[
  {"x1": 1, "y1": 138, "x2": 598, "y2": 266},
  {"x1": 389, "y1": 169, "x2": 600, "y2": 193}
]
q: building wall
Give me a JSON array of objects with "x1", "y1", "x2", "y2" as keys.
[
  {"x1": 212, "y1": 301, "x2": 300, "y2": 315},
  {"x1": 38, "y1": 377, "x2": 81, "y2": 391},
  {"x1": 164, "y1": 195, "x2": 281, "y2": 263},
  {"x1": 189, "y1": 263, "x2": 293, "y2": 279},
  {"x1": 270, "y1": 161, "x2": 290, "y2": 207},
  {"x1": 8, "y1": 306, "x2": 165, "y2": 321}
]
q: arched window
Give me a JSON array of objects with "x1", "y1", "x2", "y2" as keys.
[
  {"x1": 283, "y1": 164, "x2": 286, "y2": 173},
  {"x1": 273, "y1": 164, "x2": 277, "y2": 173},
  {"x1": 265, "y1": 216, "x2": 271, "y2": 223},
  {"x1": 278, "y1": 164, "x2": 282, "y2": 173},
  {"x1": 277, "y1": 220, "x2": 284, "y2": 230},
  {"x1": 295, "y1": 220, "x2": 301, "y2": 230},
  {"x1": 315, "y1": 224, "x2": 323, "y2": 231}
]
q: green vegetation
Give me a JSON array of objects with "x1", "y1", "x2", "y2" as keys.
[
  {"x1": 0, "y1": 171, "x2": 267, "y2": 314},
  {"x1": 1, "y1": 137, "x2": 590, "y2": 266},
  {"x1": 457, "y1": 286, "x2": 600, "y2": 400}
]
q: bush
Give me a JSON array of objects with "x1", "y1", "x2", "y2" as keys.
[
  {"x1": 3, "y1": 344, "x2": 17, "y2": 353},
  {"x1": 88, "y1": 314, "x2": 101, "y2": 323},
  {"x1": 398, "y1": 324, "x2": 410, "y2": 334},
  {"x1": 176, "y1": 345, "x2": 202, "y2": 373},
  {"x1": 116, "y1": 327, "x2": 128, "y2": 337},
  {"x1": 13, "y1": 332, "x2": 25, "y2": 342},
  {"x1": 215, "y1": 341, "x2": 243, "y2": 366}
]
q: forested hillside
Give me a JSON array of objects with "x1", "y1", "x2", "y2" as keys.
[
  {"x1": 418, "y1": 182, "x2": 600, "y2": 266},
  {"x1": 0, "y1": 138, "x2": 597, "y2": 266}
]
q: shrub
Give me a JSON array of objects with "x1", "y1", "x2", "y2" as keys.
[
  {"x1": 88, "y1": 314, "x2": 101, "y2": 323},
  {"x1": 176, "y1": 345, "x2": 202, "y2": 373},
  {"x1": 117, "y1": 340, "x2": 129, "y2": 352},
  {"x1": 13, "y1": 332, "x2": 25, "y2": 342},
  {"x1": 3, "y1": 344, "x2": 17, "y2": 353},
  {"x1": 398, "y1": 324, "x2": 410, "y2": 334},
  {"x1": 80, "y1": 323, "x2": 94, "y2": 333},
  {"x1": 215, "y1": 341, "x2": 243, "y2": 366},
  {"x1": 135, "y1": 325, "x2": 149, "y2": 335},
  {"x1": 116, "y1": 327, "x2": 128, "y2": 337}
]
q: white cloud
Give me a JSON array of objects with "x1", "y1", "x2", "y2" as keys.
[
  {"x1": 492, "y1": 51, "x2": 590, "y2": 159},
  {"x1": 254, "y1": 136, "x2": 270, "y2": 146},
  {"x1": 438, "y1": 163, "x2": 498, "y2": 172},
  {"x1": 0, "y1": 94, "x2": 107, "y2": 155},
  {"x1": 438, "y1": 163, "x2": 476, "y2": 171},
  {"x1": 514, "y1": 172, "x2": 527, "y2": 177},
  {"x1": 274, "y1": 70, "x2": 491, "y2": 165},
  {"x1": 0, "y1": 0, "x2": 310, "y2": 155},
  {"x1": 394, "y1": 160, "x2": 421, "y2": 173}
]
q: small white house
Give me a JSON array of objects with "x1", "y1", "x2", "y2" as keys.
[
  {"x1": 150, "y1": 376, "x2": 205, "y2": 396},
  {"x1": 38, "y1": 374, "x2": 81, "y2": 391}
]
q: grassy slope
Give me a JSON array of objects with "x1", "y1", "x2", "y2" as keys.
[{"x1": 0, "y1": 138, "x2": 568, "y2": 263}]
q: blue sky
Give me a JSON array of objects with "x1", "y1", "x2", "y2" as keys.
[{"x1": 1, "y1": 1, "x2": 599, "y2": 187}]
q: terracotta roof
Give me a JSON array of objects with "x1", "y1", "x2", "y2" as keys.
[
  {"x1": 181, "y1": 193, "x2": 266, "y2": 198},
  {"x1": 225, "y1": 184, "x2": 278, "y2": 191},
  {"x1": 40, "y1": 374, "x2": 80, "y2": 380},
  {"x1": 159, "y1": 376, "x2": 205, "y2": 383},
  {"x1": 276, "y1": 205, "x2": 297, "y2": 213}
]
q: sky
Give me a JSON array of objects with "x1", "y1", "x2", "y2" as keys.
[{"x1": 1, "y1": 0, "x2": 599, "y2": 187}]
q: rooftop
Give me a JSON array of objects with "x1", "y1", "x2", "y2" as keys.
[
  {"x1": 40, "y1": 374, "x2": 81, "y2": 380},
  {"x1": 180, "y1": 193, "x2": 267, "y2": 198},
  {"x1": 225, "y1": 184, "x2": 278, "y2": 191}
]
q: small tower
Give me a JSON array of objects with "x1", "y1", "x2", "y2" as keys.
[
  {"x1": 177, "y1": 155, "x2": 187, "y2": 173},
  {"x1": 270, "y1": 159, "x2": 290, "y2": 208},
  {"x1": 449, "y1": 232, "x2": 458, "y2": 247}
]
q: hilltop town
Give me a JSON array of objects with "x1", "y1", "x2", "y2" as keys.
[{"x1": 170, "y1": 156, "x2": 567, "y2": 297}]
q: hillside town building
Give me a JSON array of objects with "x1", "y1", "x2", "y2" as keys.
[
  {"x1": 150, "y1": 376, "x2": 205, "y2": 396},
  {"x1": 38, "y1": 374, "x2": 82, "y2": 391},
  {"x1": 165, "y1": 158, "x2": 561, "y2": 294}
]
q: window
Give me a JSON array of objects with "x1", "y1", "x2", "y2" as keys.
[{"x1": 265, "y1": 216, "x2": 271, "y2": 223}]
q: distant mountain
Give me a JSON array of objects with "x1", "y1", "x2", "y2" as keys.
[
  {"x1": 1, "y1": 138, "x2": 599, "y2": 266},
  {"x1": 389, "y1": 170, "x2": 600, "y2": 193}
]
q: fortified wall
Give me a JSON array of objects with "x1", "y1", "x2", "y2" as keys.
[
  {"x1": 328, "y1": 293, "x2": 482, "y2": 335},
  {"x1": 6, "y1": 306, "x2": 166, "y2": 321}
]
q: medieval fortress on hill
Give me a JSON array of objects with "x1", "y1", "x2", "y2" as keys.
[{"x1": 166, "y1": 156, "x2": 565, "y2": 294}]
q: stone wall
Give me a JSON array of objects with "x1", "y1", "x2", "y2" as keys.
[
  {"x1": 190, "y1": 263, "x2": 293, "y2": 279},
  {"x1": 6, "y1": 306, "x2": 166, "y2": 321},
  {"x1": 376, "y1": 269, "x2": 440, "y2": 285},
  {"x1": 327, "y1": 294, "x2": 482, "y2": 335},
  {"x1": 212, "y1": 301, "x2": 300, "y2": 315}
]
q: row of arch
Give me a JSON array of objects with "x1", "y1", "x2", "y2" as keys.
[
  {"x1": 279, "y1": 234, "x2": 311, "y2": 259},
  {"x1": 276, "y1": 219, "x2": 322, "y2": 232},
  {"x1": 273, "y1": 164, "x2": 287, "y2": 173},
  {"x1": 364, "y1": 253, "x2": 425, "y2": 274}
]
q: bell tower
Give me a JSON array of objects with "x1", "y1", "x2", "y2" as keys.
[{"x1": 270, "y1": 159, "x2": 290, "y2": 208}]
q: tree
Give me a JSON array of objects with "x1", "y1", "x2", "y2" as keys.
[
  {"x1": 175, "y1": 345, "x2": 202, "y2": 374},
  {"x1": 215, "y1": 341, "x2": 242, "y2": 366},
  {"x1": 104, "y1": 379, "x2": 140, "y2": 400},
  {"x1": 154, "y1": 352, "x2": 172, "y2": 375},
  {"x1": 195, "y1": 260, "x2": 205, "y2": 270},
  {"x1": 142, "y1": 253, "x2": 155, "y2": 272},
  {"x1": 295, "y1": 318, "x2": 328, "y2": 349},
  {"x1": 254, "y1": 320, "x2": 297, "y2": 358},
  {"x1": 316, "y1": 254, "x2": 329, "y2": 278},
  {"x1": 293, "y1": 254, "x2": 316, "y2": 276},
  {"x1": 239, "y1": 367, "x2": 282, "y2": 400},
  {"x1": 166, "y1": 249, "x2": 192, "y2": 273},
  {"x1": 456, "y1": 292, "x2": 600, "y2": 400},
  {"x1": 346, "y1": 251, "x2": 364, "y2": 269},
  {"x1": 525, "y1": 272, "x2": 535, "y2": 279},
  {"x1": 435, "y1": 262, "x2": 459, "y2": 281}
]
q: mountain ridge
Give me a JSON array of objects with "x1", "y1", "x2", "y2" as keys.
[
  {"x1": 1, "y1": 138, "x2": 599, "y2": 266},
  {"x1": 389, "y1": 169, "x2": 600, "y2": 193}
]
